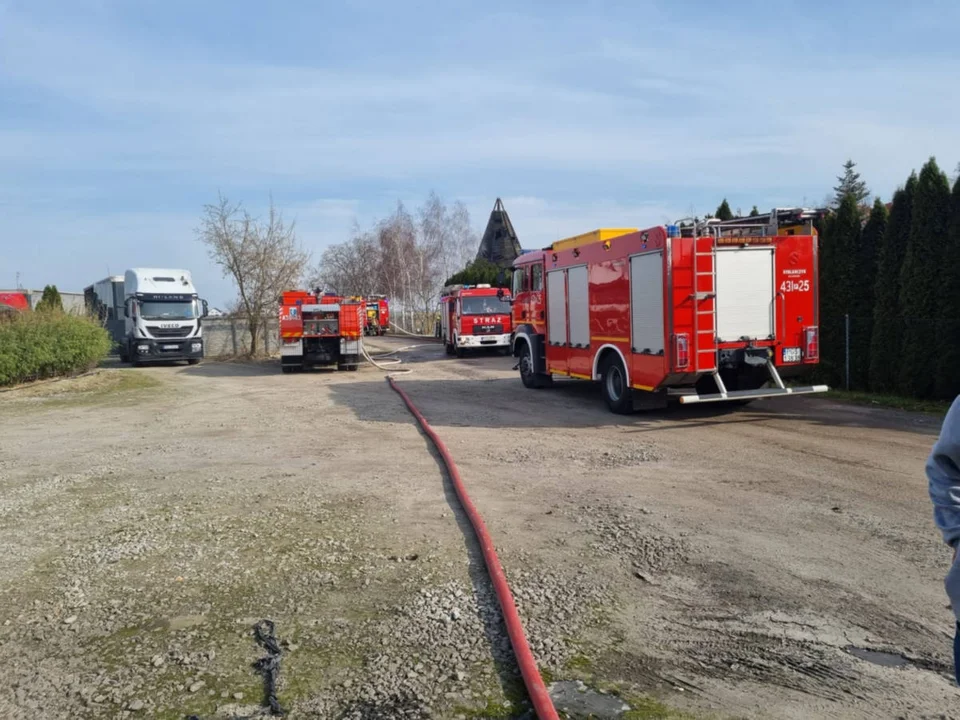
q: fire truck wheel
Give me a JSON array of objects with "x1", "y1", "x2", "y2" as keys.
[
  {"x1": 445, "y1": 342, "x2": 455, "y2": 356},
  {"x1": 187, "y1": 359, "x2": 201, "y2": 366},
  {"x1": 455, "y1": 345, "x2": 465, "y2": 358},
  {"x1": 601, "y1": 355, "x2": 632, "y2": 414},
  {"x1": 348, "y1": 364, "x2": 359, "y2": 371},
  {"x1": 518, "y1": 342, "x2": 551, "y2": 389}
]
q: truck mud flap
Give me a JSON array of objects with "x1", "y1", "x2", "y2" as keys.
[{"x1": 677, "y1": 384, "x2": 828, "y2": 405}]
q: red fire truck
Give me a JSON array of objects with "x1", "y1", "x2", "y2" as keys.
[
  {"x1": 439, "y1": 284, "x2": 513, "y2": 357},
  {"x1": 363, "y1": 295, "x2": 390, "y2": 336},
  {"x1": 278, "y1": 290, "x2": 364, "y2": 373},
  {"x1": 505, "y1": 209, "x2": 827, "y2": 412}
]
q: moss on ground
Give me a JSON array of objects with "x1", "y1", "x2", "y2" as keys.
[{"x1": 823, "y1": 389, "x2": 949, "y2": 416}]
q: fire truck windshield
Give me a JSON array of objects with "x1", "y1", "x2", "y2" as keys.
[{"x1": 460, "y1": 296, "x2": 508, "y2": 315}]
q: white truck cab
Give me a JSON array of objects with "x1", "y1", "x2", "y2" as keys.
[{"x1": 120, "y1": 268, "x2": 208, "y2": 365}]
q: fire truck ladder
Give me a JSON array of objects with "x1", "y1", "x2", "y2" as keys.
[{"x1": 691, "y1": 236, "x2": 717, "y2": 374}]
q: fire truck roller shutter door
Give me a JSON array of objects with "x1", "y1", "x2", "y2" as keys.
[
  {"x1": 715, "y1": 247, "x2": 775, "y2": 342},
  {"x1": 567, "y1": 266, "x2": 589, "y2": 349},
  {"x1": 630, "y1": 251, "x2": 664, "y2": 355},
  {"x1": 546, "y1": 270, "x2": 567, "y2": 346}
]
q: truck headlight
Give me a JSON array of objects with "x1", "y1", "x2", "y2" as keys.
[
  {"x1": 191, "y1": 342, "x2": 202, "y2": 353},
  {"x1": 137, "y1": 344, "x2": 150, "y2": 354},
  {"x1": 782, "y1": 347, "x2": 801, "y2": 363}
]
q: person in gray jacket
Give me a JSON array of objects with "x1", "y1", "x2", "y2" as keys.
[{"x1": 927, "y1": 396, "x2": 960, "y2": 685}]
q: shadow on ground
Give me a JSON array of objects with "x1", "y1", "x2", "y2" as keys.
[{"x1": 326, "y1": 376, "x2": 942, "y2": 436}]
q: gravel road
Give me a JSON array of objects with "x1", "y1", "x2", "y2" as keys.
[{"x1": 0, "y1": 337, "x2": 955, "y2": 719}]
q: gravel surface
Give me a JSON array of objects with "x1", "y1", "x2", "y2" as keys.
[{"x1": 0, "y1": 344, "x2": 957, "y2": 719}]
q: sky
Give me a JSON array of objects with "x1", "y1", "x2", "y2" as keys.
[{"x1": 2, "y1": 0, "x2": 959, "y2": 307}]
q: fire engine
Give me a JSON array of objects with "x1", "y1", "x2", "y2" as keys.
[
  {"x1": 439, "y1": 284, "x2": 513, "y2": 357},
  {"x1": 363, "y1": 295, "x2": 390, "y2": 336},
  {"x1": 278, "y1": 289, "x2": 364, "y2": 373},
  {"x1": 504, "y1": 208, "x2": 828, "y2": 412}
]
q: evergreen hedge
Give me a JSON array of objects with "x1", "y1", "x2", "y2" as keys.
[{"x1": 0, "y1": 311, "x2": 111, "y2": 386}]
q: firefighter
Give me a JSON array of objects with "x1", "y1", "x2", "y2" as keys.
[{"x1": 926, "y1": 395, "x2": 960, "y2": 686}]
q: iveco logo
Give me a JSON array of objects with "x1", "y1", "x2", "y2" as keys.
[{"x1": 159, "y1": 323, "x2": 180, "y2": 329}]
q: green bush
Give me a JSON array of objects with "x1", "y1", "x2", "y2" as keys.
[{"x1": 0, "y1": 311, "x2": 111, "y2": 386}]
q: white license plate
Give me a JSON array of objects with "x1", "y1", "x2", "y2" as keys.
[
  {"x1": 782, "y1": 347, "x2": 801, "y2": 363},
  {"x1": 163, "y1": 344, "x2": 179, "y2": 350}
]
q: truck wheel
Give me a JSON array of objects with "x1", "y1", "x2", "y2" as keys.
[
  {"x1": 601, "y1": 355, "x2": 632, "y2": 414},
  {"x1": 282, "y1": 366, "x2": 294, "y2": 374},
  {"x1": 455, "y1": 344, "x2": 465, "y2": 358},
  {"x1": 445, "y1": 342, "x2": 454, "y2": 356},
  {"x1": 518, "y1": 341, "x2": 551, "y2": 389},
  {"x1": 187, "y1": 359, "x2": 201, "y2": 366}
]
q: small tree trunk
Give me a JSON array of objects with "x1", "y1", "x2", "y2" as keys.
[{"x1": 248, "y1": 316, "x2": 259, "y2": 357}]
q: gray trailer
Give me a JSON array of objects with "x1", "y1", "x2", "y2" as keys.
[{"x1": 84, "y1": 276, "x2": 126, "y2": 352}]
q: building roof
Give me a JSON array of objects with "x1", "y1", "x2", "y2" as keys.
[{"x1": 475, "y1": 198, "x2": 522, "y2": 268}]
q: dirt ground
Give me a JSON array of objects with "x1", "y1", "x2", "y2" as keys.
[{"x1": 0, "y1": 336, "x2": 956, "y2": 720}]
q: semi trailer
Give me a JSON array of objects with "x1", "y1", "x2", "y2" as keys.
[{"x1": 85, "y1": 268, "x2": 208, "y2": 365}]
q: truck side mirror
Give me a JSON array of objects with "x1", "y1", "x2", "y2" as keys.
[
  {"x1": 201, "y1": 299, "x2": 209, "y2": 318},
  {"x1": 496, "y1": 288, "x2": 504, "y2": 300}
]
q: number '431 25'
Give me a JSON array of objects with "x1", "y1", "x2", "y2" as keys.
[{"x1": 780, "y1": 279, "x2": 810, "y2": 293}]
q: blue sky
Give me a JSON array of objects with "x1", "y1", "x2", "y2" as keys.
[{"x1": 2, "y1": 0, "x2": 959, "y2": 307}]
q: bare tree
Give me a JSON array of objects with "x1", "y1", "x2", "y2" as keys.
[
  {"x1": 198, "y1": 193, "x2": 309, "y2": 356},
  {"x1": 310, "y1": 225, "x2": 380, "y2": 296},
  {"x1": 307, "y1": 192, "x2": 479, "y2": 333}
]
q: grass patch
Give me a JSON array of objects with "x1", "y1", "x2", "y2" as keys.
[
  {"x1": 823, "y1": 389, "x2": 950, "y2": 416},
  {"x1": 453, "y1": 699, "x2": 519, "y2": 719},
  {"x1": 621, "y1": 696, "x2": 695, "y2": 719},
  {"x1": 0, "y1": 369, "x2": 161, "y2": 412},
  {"x1": 564, "y1": 654, "x2": 593, "y2": 673}
]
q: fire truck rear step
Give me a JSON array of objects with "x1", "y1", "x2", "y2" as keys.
[{"x1": 677, "y1": 360, "x2": 827, "y2": 405}]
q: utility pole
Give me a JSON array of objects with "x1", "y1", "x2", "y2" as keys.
[
  {"x1": 15, "y1": 271, "x2": 21, "y2": 289},
  {"x1": 845, "y1": 313, "x2": 851, "y2": 391}
]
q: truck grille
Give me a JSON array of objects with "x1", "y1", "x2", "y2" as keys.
[
  {"x1": 146, "y1": 326, "x2": 192, "y2": 338},
  {"x1": 472, "y1": 324, "x2": 503, "y2": 335}
]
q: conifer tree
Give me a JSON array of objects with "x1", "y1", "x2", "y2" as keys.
[
  {"x1": 715, "y1": 199, "x2": 733, "y2": 221},
  {"x1": 818, "y1": 195, "x2": 861, "y2": 386},
  {"x1": 898, "y1": 158, "x2": 951, "y2": 398},
  {"x1": 935, "y1": 175, "x2": 960, "y2": 399},
  {"x1": 848, "y1": 199, "x2": 887, "y2": 389},
  {"x1": 833, "y1": 159, "x2": 870, "y2": 206},
  {"x1": 869, "y1": 175, "x2": 916, "y2": 392}
]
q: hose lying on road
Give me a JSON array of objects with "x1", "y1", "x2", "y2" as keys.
[
  {"x1": 359, "y1": 342, "x2": 423, "y2": 375},
  {"x1": 388, "y1": 322, "x2": 442, "y2": 339},
  {"x1": 385, "y1": 376, "x2": 560, "y2": 720}
]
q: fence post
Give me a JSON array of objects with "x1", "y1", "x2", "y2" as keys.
[{"x1": 844, "y1": 313, "x2": 850, "y2": 391}]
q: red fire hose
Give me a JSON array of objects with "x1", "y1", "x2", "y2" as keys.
[{"x1": 386, "y1": 377, "x2": 559, "y2": 720}]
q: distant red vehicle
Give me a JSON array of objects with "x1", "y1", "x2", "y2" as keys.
[
  {"x1": 439, "y1": 284, "x2": 512, "y2": 357},
  {"x1": 278, "y1": 290, "x2": 364, "y2": 373},
  {"x1": 363, "y1": 295, "x2": 389, "y2": 336},
  {"x1": 0, "y1": 292, "x2": 28, "y2": 312}
]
